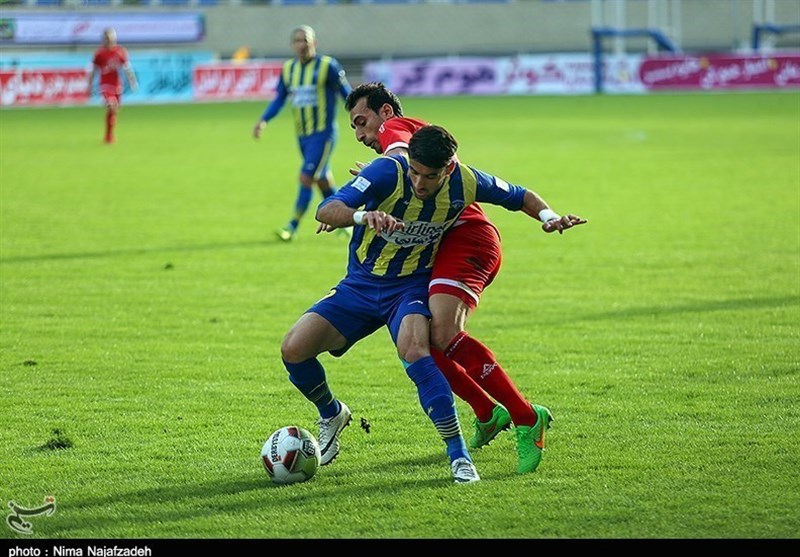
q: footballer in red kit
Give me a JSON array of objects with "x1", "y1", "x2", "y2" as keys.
[
  {"x1": 375, "y1": 118, "x2": 503, "y2": 309},
  {"x1": 87, "y1": 28, "x2": 137, "y2": 144},
  {"x1": 342, "y1": 83, "x2": 584, "y2": 474}
]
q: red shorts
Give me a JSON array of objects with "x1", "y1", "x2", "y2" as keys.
[
  {"x1": 430, "y1": 221, "x2": 502, "y2": 309},
  {"x1": 100, "y1": 86, "x2": 121, "y2": 108}
]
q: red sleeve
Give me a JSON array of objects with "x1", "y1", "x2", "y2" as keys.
[
  {"x1": 377, "y1": 117, "x2": 428, "y2": 153},
  {"x1": 118, "y1": 47, "x2": 129, "y2": 65}
]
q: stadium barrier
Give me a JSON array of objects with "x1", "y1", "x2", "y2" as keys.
[{"x1": 3, "y1": 51, "x2": 799, "y2": 107}]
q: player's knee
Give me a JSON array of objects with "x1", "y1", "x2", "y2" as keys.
[
  {"x1": 397, "y1": 345, "x2": 429, "y2": 364},
  {"x1": 280, "y1": 329, "x2": 308, "y2": 364},
  {"x1": 430, "y1": 321, "x2": 460, "y2": 353}
]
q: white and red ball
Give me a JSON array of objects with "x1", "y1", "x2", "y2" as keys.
[{"x1": 261, "y1": 426, "x2": 321, "y2": 485}]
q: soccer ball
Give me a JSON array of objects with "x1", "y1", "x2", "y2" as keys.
[{"x1": 261, "y1": 426, "x2": 321, "y2": 485}]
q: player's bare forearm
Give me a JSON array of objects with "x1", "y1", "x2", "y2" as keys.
[
  {"x1": 316, "y1": 200, "x2": 356, "y2": 230},
  {"x1": 520, "y1": 190, "x2": 587, "y2": 235},
  {"x1": 127, "y1": 74, "x2": 138, "y2": 92},
  {"x1": 519, "y1": 190, "x2": 550, "y2": 220},
  {"x1": 316, "y1": 200, "x2": 404, "y2": 237},
  {"x1": 86, "y1": 71, "x2": 96, "y2": 95}
]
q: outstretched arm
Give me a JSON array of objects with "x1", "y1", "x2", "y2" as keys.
[
  {"x1": 519, "y1": 190, "x2": 587, "y2": 234},
  {"x1": 471, "y1": 166, "x2": 587, "y2": 235}
]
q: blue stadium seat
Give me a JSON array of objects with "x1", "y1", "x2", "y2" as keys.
[
  {"x1": 160, "y1": 0, "x2": 190, "y2": 5},
  {"x1": 82, "y1": 0, "x2": 112, "y2": 6},
  {"x1": 35, "y1": 0, "x2": 63, "y2": 6},
  {"x1": 197, "y1": 0, "x2": 220, "y2": 5}
]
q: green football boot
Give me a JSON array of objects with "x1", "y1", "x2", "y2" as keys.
[
  {"x1": 515, "y1": 404, "x2": 553, "y2": 474},
  {"x1": 469, "y1": 404, "x2": 512, "y2": 449}
]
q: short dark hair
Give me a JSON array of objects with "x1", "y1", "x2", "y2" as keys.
[
  {"x1": 408, "y1": 125, "x2": 458, "y2": 169},
  {"x1": 345, "y1": 82, "x2": 404, "y2": 117}
]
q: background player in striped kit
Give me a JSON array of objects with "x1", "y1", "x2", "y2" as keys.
[{"x1": 252, "y1": 25, "x2": 352, "y2": 241}]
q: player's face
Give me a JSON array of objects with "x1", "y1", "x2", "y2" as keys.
[
  {"x1": 291, "y1": 31, "x2": 315, "y2": 62},
  {"x1": 103, "y1": 30, "x2": 116, "y2": 47},
  {"x1": 349, "y1": 98, "x2": 385, "y2": 154},
  {"x1": 407, "y1": 159, "x2": 451, "y2": 200}
]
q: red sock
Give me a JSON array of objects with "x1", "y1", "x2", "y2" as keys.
[
  {"x1": 446, "y1": 332, "x2": 536, "y2": 426},
  {"x1": 105, "y1": 110, "x2": 116, "y2": 141},
  {"x1": 431, "y1": 348, "x2": 495, "y2": 422}
]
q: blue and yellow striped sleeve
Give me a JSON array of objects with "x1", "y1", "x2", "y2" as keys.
[
  {"x1": 470, "y1": 166, "x2": 527, "y2": 211},
  {"x1": 318, "y1": 157, "x2": 401, "y2": 211},
  {"x1": 328, "y1": 57, "x2": 352, "y2": 100},
  {"x1": 260, "y1": 62, "x2": 290, "y2": 122}
]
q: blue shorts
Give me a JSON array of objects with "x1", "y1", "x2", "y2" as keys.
[
  {"x1": 299, "y1": 130, "x2": 336, "y2": 180},
  {"x1": 308, "y1": 273, "x2": 431, "y2": 357}
]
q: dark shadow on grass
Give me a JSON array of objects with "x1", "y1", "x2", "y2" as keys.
[
  {"x1": 379, "y1": 451, "x2": 444, "y2": 470},
  {"x1": 580, "y1": 295, "x2": 798, "y2": 321},
  {"x1": 0, "y1": 239, "x2": 287, "y2": 264},
  {"x1": 53, "y1": 466, "x2": 452, "y2": 536}
]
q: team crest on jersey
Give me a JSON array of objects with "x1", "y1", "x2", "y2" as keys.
[
  {"x1": 450, "y1": 200, "x2": 465, "y2": 211},
  {"x1": 383, "y1": 220, "x2": 444, "y2": 247}
]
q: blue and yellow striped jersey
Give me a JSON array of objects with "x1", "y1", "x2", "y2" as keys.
[
  {"x1": 321, "y1": 155, "x2": 527, "y2": 280},
  {"x1": 260, "y1": 55, "x2": 352, "y2": 138}
]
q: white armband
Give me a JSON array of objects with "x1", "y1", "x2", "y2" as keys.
[
  {"x1": 353, "y1": 210, "x2": 367, "y2": 225},
  {"x1": 538, "y1": 208, "x2": 560, "y2": 223}
]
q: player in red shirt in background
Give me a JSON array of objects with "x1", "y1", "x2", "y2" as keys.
[
  {"x1": 87, "y1": 28, "x2": 138, "y2": 144},
  {"x1": 340, "y1": 83, "x2": 585, "y2": 474}
]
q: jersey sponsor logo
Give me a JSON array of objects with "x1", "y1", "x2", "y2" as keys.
[
  {"x1": 378, "y1": 123, "x2": 386, "y2": 133},
  {"x1": 384, "y1": 220, "x2": 444, "y2": 247},
  {"x1": 352, "y1": 176, "x2": 371, "y2": 192},
  {"x1": 291, "y1": 85, "x2": 318, "y2": 108}
]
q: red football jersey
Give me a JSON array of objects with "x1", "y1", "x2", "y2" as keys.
[
  {"x1": 92, "y1": 45, "x2": 129, "y2": 94},
  {"x1": 377, "y1": 116, "x2": 490, "y2": 226}
]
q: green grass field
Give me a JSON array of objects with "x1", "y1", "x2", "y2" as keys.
[{"x1": 1, "y1": 92, "x2": 799, "y2": 539}]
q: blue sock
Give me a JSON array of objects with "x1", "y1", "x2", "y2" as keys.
[
  {"x1": 290, "y1": 185, "x2": 313, "y2": 230},
  {"x1": 283, "y1": 357, "x2": 340, "y2": 418},
  {"x1": 405, "y1": 356, "x2": 469, "y2": 463}
]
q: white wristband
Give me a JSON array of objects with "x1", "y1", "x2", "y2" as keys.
[
  {"x1": 353, "y1": 210, "x2": 367, "y2": 225},
  {"x1": 538, "y1": 208, "x2": 560, "y2": 223}
]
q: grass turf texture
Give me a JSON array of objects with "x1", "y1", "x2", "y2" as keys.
[{"x1": 1, "y1": 92, "x2": 798, "y2": 539}]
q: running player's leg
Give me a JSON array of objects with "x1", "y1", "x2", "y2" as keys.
[
  {"x1": 277, "y1": 134, "x2": 323, "y2": 240},
  {"x1": 312, "y1": 131, "x2": 337, "y2": 198},
  {"x1": 101, "y1": 88, "x2": 119, "y2": 143},
  {"x1": 281, "y1": 280, "x2": 381, "y2": 464},
  {"x1": 430, "y1": 223, "x2": 537, "y2": 430},
  {"x1": 389, "y1": 282, "x2": 478, "y2": 483}
]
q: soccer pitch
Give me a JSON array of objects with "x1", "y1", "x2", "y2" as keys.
[{"x1": 1, "y1": 92, "x2": 798, "y2": 539}]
